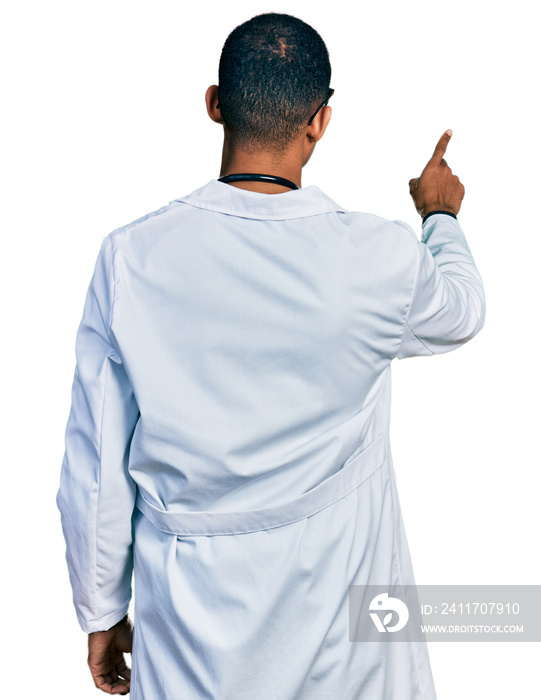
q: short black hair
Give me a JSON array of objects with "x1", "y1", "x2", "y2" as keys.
[{"x1": 217, "y1": 13, "x2": 331, "y2": 151}]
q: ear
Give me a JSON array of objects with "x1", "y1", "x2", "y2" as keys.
[
  {"x1": 205, "y1": 85, "x2": 224, "y2": 124},
  {"x1": 306, "y1": 105, "x2": 332, "y2": 144}
]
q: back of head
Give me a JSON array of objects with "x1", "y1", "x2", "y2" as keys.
[{"x1": 218, "y1": 13, "x2": 331, "y2": 152}]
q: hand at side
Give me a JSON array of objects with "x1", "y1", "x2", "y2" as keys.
[
  {"x1": 409, "y1": 130, "x2": 465, "y2": 218},
  {"x1": 88, "y1": 615, "x2": 133, "y2": 695}
]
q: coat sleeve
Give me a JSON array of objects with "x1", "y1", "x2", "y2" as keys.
[
  {"x1": 57, "y1": 235, "x2": 139, "y2": 634},
  {"x1": 396, "y1": 214, "x2": 486, "y2": 359}
]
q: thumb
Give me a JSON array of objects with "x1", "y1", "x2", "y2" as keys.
[{"x1": 430, "y1": 129, "x2": 453, "y2": 164}]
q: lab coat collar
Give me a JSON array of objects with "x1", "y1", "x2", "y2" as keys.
[{"x1": 176, "y1": 179, "x2": 347, "y2": 221}]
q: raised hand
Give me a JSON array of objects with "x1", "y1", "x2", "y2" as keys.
[{"x1": 409, "y1": 130, "x2": 465, "y2": 218}]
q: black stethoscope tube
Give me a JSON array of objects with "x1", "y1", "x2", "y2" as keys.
[{"x1": 218, "y1": 173, "x2": 299, "y2": 190}]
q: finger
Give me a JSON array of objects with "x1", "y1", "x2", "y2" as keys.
[
  {"x1": 94, "y1": 675, "x2": 131, "y2": 694},
  {"x1": 116, "y1": 660, "x2": 131, "y2": 680},
  {"x1": 430, "y1": 129, "x2": 453, "y2": 164},
  {"x1": 110, "y1": 680, "x2": 131, "y2": 695},
  {"x1": 454, "y1": 176, "x2": 465, "y2": 196},
  {"x1": 110, "y1": 686, "x2": 130, "y2": 696}
]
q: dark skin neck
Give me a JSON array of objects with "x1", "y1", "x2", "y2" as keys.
[
  {"x1": 218, "y1": 138, "x2": 304, "y2": 194},
  {"x1": 205, "y1": 84, "x2": 332, "y2": 195}
]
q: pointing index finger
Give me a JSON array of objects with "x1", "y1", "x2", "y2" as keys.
[{"x1": 430, "y1": 129, "x2": 453, "y2": 164}]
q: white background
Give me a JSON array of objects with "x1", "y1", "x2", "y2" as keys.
[{"x1": 1, "y1": 1, "x2": 539, "y2": 698}]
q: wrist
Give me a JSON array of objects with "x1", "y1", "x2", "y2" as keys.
[{"x1": 421, "y1": 203, "x2": 458, "y2": 216}]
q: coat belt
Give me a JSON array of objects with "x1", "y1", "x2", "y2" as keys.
[{"x1": 135, "y1": 434, "x2": 387, "y2": 537}]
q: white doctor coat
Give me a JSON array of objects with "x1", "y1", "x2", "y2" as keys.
[{"x1": 58, "y1": 179, "x2": 485, "y2": 699}]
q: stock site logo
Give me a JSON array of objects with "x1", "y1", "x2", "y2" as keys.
[{"x1": 369, "y1": 593, "x2": 409, "y2": 633}]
